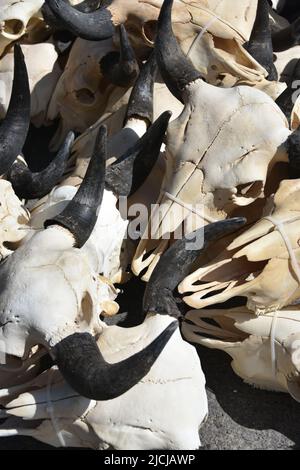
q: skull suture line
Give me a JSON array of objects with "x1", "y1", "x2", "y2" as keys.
[
  {"x1": 0, "y1": 0, "x2": 45, "y2": 56},
  {"x1": 43, "y1": 0, "x2": 284, "y2": 95},
  {"x1": 132, "y1": 0, "x2": 297, "y2": 282}
]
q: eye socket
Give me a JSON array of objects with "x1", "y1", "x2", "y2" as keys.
[
  {"x1": 3, "y1": 19, "x2": 24, "y2": 36},
  {"x1": 74, "y1": 88, "x2": 95, "y2": 105}
]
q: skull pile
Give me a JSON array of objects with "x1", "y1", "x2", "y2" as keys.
[{"x1": 0, "y1": 0, "x2": 299, "y2": 450}]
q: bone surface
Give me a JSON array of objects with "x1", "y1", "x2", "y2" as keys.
[{"x1": 0, "y1": 315, "x2": 207, "y2": 450}]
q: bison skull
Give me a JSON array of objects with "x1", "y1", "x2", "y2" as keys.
[{"x1": 0, "y1": 314, "x2": 207, "y2": 450}]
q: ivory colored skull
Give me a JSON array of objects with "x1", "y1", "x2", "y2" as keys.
[
  {"x1": 132, "y1": 79, "x2": 291, "y2": 281},
  {"x1": 0, "y1": 314, "x2": 208, "y2": 450},
  {"x1": 71, "y1": 79, "x2": 182, "y2": 163},
  {"x1": 0, "y1": 180, "x2": 29, "y2": 260},
  {"x1": 182, "y1": 306, "x2": 300, "y2": 401},
  {"x1": 108, "y1": 0, "x2": 283, "y2": 93},
  {"x1": 178, "y1": 179, "x2": 300, "y2": 314},
  {"x1": 47, "y1": 36, "x2": 128, "y2": 148},
  {"x1": 0, "y1": 224, "x2": 119, "y2": 372},
  {"x1": 0, "y1": 41, "x2": 62, "y2": 126},
  {"x1": 107, "y1": 0, "x2": 258, "y2": 49},
  {"x1": 0, "y1": 0, "x2": 44, "y2": 56}
]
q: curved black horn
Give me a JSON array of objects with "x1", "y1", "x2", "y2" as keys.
[
  {"x1": 125, "y1": 52, "x2": 157, "y2": 125},
  {"x1": 143, "y1": 218, "x2": 247, "y2": 317},
  {"x1": 105, "y1": 111, "x2": 171, "y2": 197},
  {"x1": 8, "y1": 132, "x2": 75, "y2": 200},
  {"x1": 276, "y1": 0, "x2": 300, "y2": 23},
  {"x1": 272, "y1": 17, "x2": 300, "y2": 52},
  {"x1": 44, "y1": 126, "x2": 106, "y2": 248},
  {"x1": 42, "y1": 0, "x2": 114, "y2": 41},
  {"x1": 100, "y1": 25, "x2": 139, "y2": 88},
  {"x1": 155, "y1": 0, "x2": 202, "y2": 103},
  {"x1": 245, "y1": 0, "x2": 278, "y2": 81},
  {"x1": 276, "y1": 59, "x2": 300, "y2": 124},
  {"x1": 0, "y1": 44, "x2": 30, "y2": 176},
  {"x1": 53, "y1": 321, "x2": 178, "y2": 400}
]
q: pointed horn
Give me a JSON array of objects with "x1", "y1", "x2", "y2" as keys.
[
  {"x1": 8, "y1": 132, "x2": 75, "y2": 200},
  {"x1": 245, "y1": 0, "x2": 277, "y2": 81},
  {"x1": 155, "y1": 0, "x2": 202, "y2": 103},
  {"x1": 287, "y1": 377, "x2": 300, "y2": 403},
  {"x1": 100, "y1": 25, "x2": 139, "y2": 88},
  {"x1": 276, "y1": 59, "x2": 300, "y2": 123},
  {"x1": 143, "y1": 218, "x2": 247, "y2": 317},
  {"x1": 0, "y1": 44, "x2": 30, "y2": 176},
  {"x1": 272, "y1": 17, "x2": 300, "y2": 52},
  {"x1": 42, "y1": 0, "x2": 114, "y2": 41},
  {"x1": 105, "y1": 111, "x2": 171, "y2": 197},
  {"x1": 125, "y1": 52, "x2": 157, "y2": 125},
  {"x1": 53, "y1": 322, "x2": 178, "y2": 400},
  {"x1": 44, "y1": 126, "x2": 106, "y2": 248}
]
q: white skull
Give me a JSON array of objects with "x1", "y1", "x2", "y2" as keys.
[
  {"x1": 0, "y1": 41, "x2": 62, "y2": 126},
  {"x1": 132, "y1": 79, "x2": 291, "y2": 281},
  {"x1": 0, "y1": 0, "x2": 44, "y2": 56},
  {"x1": 178, "y1": 179, "x2": 300, "y2": 314},
  {"x1": 29, "y1": 186, "x2": 130, "y2": 284},
  {"x1": 0, "y1": 315, "x2": 207, "y2": 450},
  {"x1": 182, "y1": 306, "x2": 300, "y2": 402},
  {"x1": 0, "y1": 225, "x2": 118, "y2": 365},
  {"x1": 0, "y1": 180, "x2": 29, "y2": 260}
]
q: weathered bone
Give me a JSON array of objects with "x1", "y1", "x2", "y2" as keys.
[
  {"x1": 132, "y1": 0, "x2": 291, "y2": 281},
  {"x1": 182, "y1": 306, "x2": 300, "y2": 401},
  {"x1": 0, "y1": 0, "x2": 44, "y2": 56},
  {"x1": 179, "y1": 179, "x2": 300, "y2": 314},
  {"x1": 0, "y1": 44, "x2": 30, "y2": 176}
]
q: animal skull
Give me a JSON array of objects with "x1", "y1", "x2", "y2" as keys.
[
  {"x1": 0, "y1": 180, "x2": 29, "y2": 260},
  {"x1": 0, "y1": 0, "x2": 44, "y2": 56},
  {"x1": 28, "y1": 186, "x2": 130, "y2": 284},
  {"x1": 47, "y1": 36, "x2": 126, "y2": 148},
  {"x1": 178, "y1": 179, "x2": 300, "y2": 314},
  {"x1": 182, "y1": 306, "x2": 300, "y2": 402},
  {"x1": 132, "y1": 0, "x2": 291, "y2": 281},
  {"x1": 0, "y1": 314, "x2": 208, "y2": 450}
]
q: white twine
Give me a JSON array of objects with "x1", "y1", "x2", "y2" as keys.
[{"x1": 46, "y1": 369, "x2": 66, "y2": 448}]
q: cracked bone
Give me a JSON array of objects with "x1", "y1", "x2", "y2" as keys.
[
  {"x1": 0, "y1": 314, "x2": 207, "y2": 450},
  {"x1": 132, "y1": 80, "x2": 290, "y2": 281},
  {"x1": 131, "y1": 0, "x2": 291, "y2": 282},
  {"x1": 182, "y1": 306, "x2": 300, "y2": 402}
]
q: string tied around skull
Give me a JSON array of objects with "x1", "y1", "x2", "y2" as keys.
[{"x1": 263, "y1": 215, "x2": 300, "y2": 377}]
